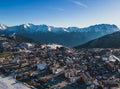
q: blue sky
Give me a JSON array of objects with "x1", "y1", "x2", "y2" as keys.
[{"x1": 0, "y1": 0, "x2": 120, "y2": 28}]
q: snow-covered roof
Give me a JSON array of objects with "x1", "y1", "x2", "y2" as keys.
[
  {"x1": 109, "y1": 55, "x2": 120, "y2": 62},
  {"x1": 46, "y1": 44, "x2": 62, "y2": 49},
  {"x1": 26, "y1": 43, "x2": 34, "y2": 47},
  {"x1": 0, "y1": 76, "x2": 30, "y2": 89},
  {"x1": 37, "y1": 64, "x2": 46, "y2": 70},
  {"x1": 55, "y1": 68, "x2": 65, "y2": 74},
  {"x1": 112, "y1": 55, "x2": 120, "y2": 62}
]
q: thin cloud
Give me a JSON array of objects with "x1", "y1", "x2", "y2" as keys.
[
  {"x1": 56, "y1": 8, "x2": 65, "y2": 11},
  {"x1": 49, "y1": 7, "x2": 65, "y2": 11},
  {"x1": 70, "y1": 0, "x2": 88, "y2": 8}
]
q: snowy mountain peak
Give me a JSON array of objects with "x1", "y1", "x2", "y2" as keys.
[
  {"x1": 48, "y1": 26, "x2": 52, "y2": 32},
  {"x1": 0, "y1": 24, "x2": 7, "y2": 30},
  {"x1": 23, "y1": 23, "x2": 33, "y2": 28},
  {"x1": 36, "y1": 24, "x2": 50, "y2": 32},
  {"x1": 0, "y1": 23, "x2": 119, "y2": 33}
]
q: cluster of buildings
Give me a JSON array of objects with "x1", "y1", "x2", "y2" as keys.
[{"x1": 0, "y1": 37, "x2": 120, "y2": 89}]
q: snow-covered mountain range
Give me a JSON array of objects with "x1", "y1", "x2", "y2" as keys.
[
  {"x1": 0, "y1": 23, "x2": 119, "y2": 47},
  {"x1": 0, "y1": 23, "x2": 119, "y2": 33}
]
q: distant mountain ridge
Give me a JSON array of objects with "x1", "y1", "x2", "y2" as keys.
[
  {"x1": 0, "y1": 23, "x2": 119, "y2": 47},
  {"x1": 76, "y1": 31, "x2": 120, "y2": 48}
]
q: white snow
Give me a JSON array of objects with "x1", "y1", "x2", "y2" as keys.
[
  {"x1": 0, "y1": 24, "x2": 7, "y2": 30},
  {"x1": 109, "y1": 55, "x2": 120, "y2": 62},
  {"x1": 48, "y1": 26, "x2": 51, "y2": 32},
  {"x1": 63, "y1": 28, "x2": 69, "y2": 32},
  {"x1": 109, "y1": 55, "x2": 116, "y2": 62},
  {"x1": 23, "y1": 23, "x2": 31, "y2": 28},
  {"x1": 55, "y1": 68, "x2": 65, "y2": 74},
  {"x1": 0, "y1": 76, "x2": 30, "y2": 89},
  {"x1": 46, "y1": 44, "x2": 62, "y2": 49},
  {"x1": 112, "y1": 55, "x2": 120, "y2": 62},
  {"x1": 26, "y1": 43, "x2": 35, "y2": 48}
]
